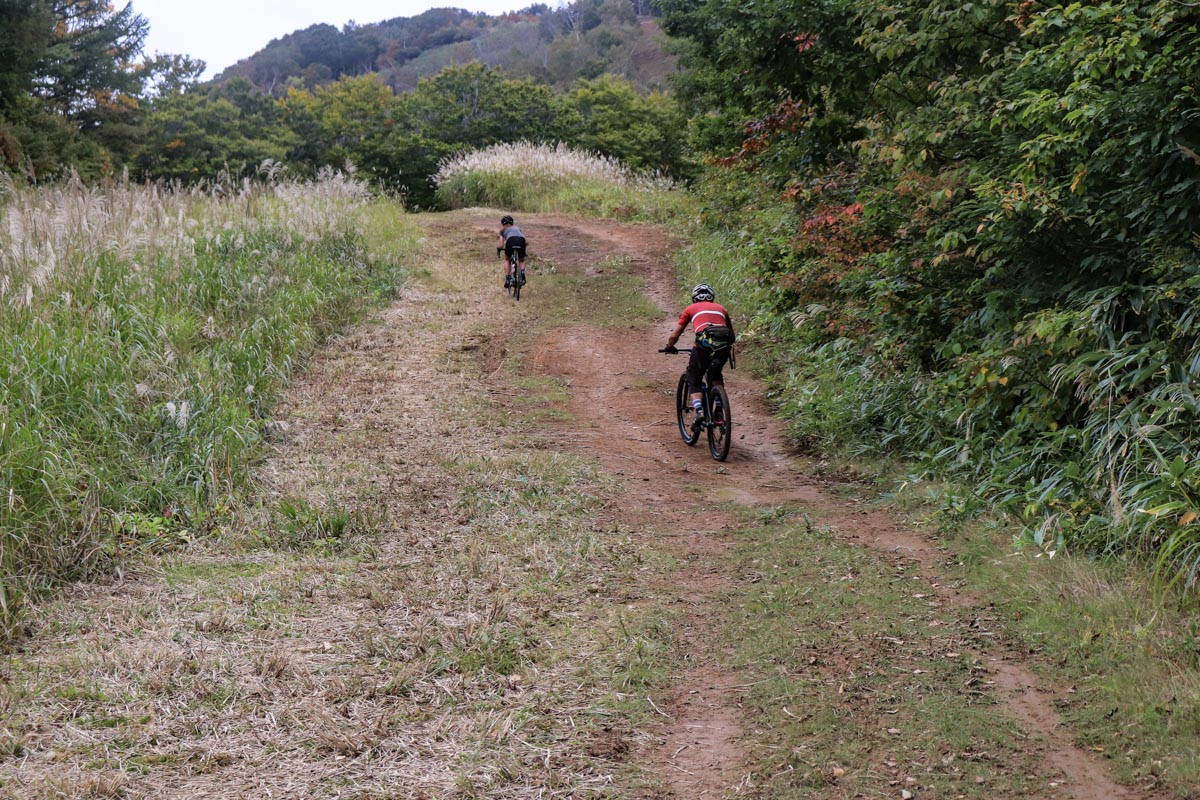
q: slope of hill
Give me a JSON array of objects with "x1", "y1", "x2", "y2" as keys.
[{"x1": 216, "y1": 2, "x2": 675, "y2": 96}]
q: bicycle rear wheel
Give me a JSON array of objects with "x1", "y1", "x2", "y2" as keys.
[
  {"x1": 676, "y1": 373, "x2": 700, "y2": 446},
  {"x1": 707, "y1": 384, "x2": 731, "y2": 461},
  {"x1": 510, "y1": 254, "x2": 522, "y2": 300}
]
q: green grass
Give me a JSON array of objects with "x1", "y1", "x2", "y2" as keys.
[
  {"x1": 163, "y1": 561, "x2": 269, "y2": 585},
  {"x1": 953, "y1": 525, "x2": 1200, "y2": 796},
  {"x1": 704, "y1": 470, "x2": 1200, "y2": 797},
  {"x1": 510, "y1": 376, "x2": 572, "y2": 424},
  {"x1": 714, "y1": 511, "x2": 1074, "y2": 798},
  {"x1": 0, "y1": 180, "x2": 418, "y2": 639},
  {"x1": 0, "y1": 199, "x2": 681, "y2": 799},
  {"x1": 681, "y1": 211, "x2": 1200, "y2": 796},
  {"x1": 528, "y1": 259, "x2": 662, "y2": 333}
]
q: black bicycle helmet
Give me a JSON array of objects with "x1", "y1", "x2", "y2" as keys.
[
  {"x1": 501, "y1": 215, "x2": 514, "y2": 226},
  {"x1": 691, "y1": 283, "x2": 715, "y2": 303}
]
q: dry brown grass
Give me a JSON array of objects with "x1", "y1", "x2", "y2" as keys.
[{"x1": 0, "y1": 168, "x2": 369, "y2": 312}]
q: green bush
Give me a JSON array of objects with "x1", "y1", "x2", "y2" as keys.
[{"x1": 660, "y1": 0, "x2": 1200, "y2": 584}]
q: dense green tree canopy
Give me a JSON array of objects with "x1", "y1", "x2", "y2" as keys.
[
  {"x1": 660, "y1": 0, "x2": 1200, "y2": 570},
  {"x1": 562, "y1": 74, "x2": 683, "y2": 174},
  {"x1": 399, "y1": 63, "x2": 562, "y2": 148},
  {"x1": 134, "y1": 78, "x2": 297, "y2": 182},
  {"x1": 659, "y1": 0, "x2": 873, "y2": 160},
  {"x1": 1, "y1": 1, "x2": 680, "y2": 189},
  {"x1": 0, "y1": 0, "x2": 152, "y2": 178},
  {"x1": 36, "y1": 0, "x2": 148, "y2": 117}
]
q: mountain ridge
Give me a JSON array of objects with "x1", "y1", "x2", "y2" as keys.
[{"x1": 215, "y1": 2, "x2": 674, "y2": 96}]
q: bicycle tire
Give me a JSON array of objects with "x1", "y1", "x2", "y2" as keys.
[
  {"x1": 509, "y1": 253, "x2": 522, "y2": 300},
  {"x1": 676, "y1": 372, "x2": 700, "y2": 446},
  {"x1": 707, "y1": 383, "x2": 731, "y2": 461}
]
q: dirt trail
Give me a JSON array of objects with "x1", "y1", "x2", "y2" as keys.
[
  {"x1": 0, "y1": 211, "x2": 1151, "y2": 800},
  {"x1": 521, "y1": 214, "x2": 1141, "y2": 800}
]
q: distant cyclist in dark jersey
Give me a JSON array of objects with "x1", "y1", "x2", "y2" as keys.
[
  {"x1": 664, "y1": 283, "x2": 736, "y2": 422},
  {"x1": 496, "y1": 215, "x2": 527, "y2": 289}
]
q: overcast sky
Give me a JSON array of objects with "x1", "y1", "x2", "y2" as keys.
[{"x1": 132, "y1": 1, "x2": 526, "y2": 78}]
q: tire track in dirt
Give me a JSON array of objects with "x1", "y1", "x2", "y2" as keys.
[{"x1": 517, "y1": 213, "x2": 1147, "y2": 800}]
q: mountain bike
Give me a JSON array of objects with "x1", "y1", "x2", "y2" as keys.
[
  {"x1": 659, "y1": 348, "x2": 732, "y2": 462},
  {"x1": 507, "y1": 249, "x2": 526, "y2": 301}
]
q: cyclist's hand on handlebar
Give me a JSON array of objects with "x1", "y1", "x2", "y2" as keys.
[{"x1": 662, "y1": 344, "x2": 678, "y2": 354}]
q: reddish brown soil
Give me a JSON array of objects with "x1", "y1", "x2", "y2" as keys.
[{"x1": 518, "y1": 214, "x2": 1142, "y2": 800}]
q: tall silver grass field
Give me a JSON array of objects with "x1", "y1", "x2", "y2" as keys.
[
  {"x1": 433, "y1": 141, "x2": 690, "y2": 221},
  {"x1": 0, "y1": 167, "x2": 407, "y2": 636}
]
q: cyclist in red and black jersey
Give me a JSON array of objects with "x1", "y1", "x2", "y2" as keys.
[{"x1": 664, "y1": 283, "x2": 736, "y2": 422}]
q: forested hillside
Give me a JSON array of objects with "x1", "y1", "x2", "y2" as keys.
[
  {"x1": 0, "y1": 0, "x2": 680, "y2": 204},
  {"x1": 658, "y1": 0, "x2": 1200, "y2": 579},
  {"x1": 218, "y1": 2, "x2": 674, "y2": 94}
]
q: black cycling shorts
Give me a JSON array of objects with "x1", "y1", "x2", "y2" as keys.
[
  {"x1": 504, "y1": 235, "x2": 527, "y2": 261},
  {"x1": 686, "y1": 343, "x2": 729, "y2": 395}
]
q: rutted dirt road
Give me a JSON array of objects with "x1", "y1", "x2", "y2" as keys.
[
  {"x1": 515, "y1": 214, "x2": 1141, "y2": 800},
  {"x1": 0, "y1": 210, "x2": 1155, "y2": 800}
]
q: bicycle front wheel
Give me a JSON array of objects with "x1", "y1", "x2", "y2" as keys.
[
  {"x1": 676, "y1": 373, "x2": 700, "y2": 446},
  {"x1": 707, "y1": 384, "x2": 731, "y2": 461}
]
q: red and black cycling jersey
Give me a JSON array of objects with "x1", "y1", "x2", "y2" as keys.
[{"x1": 677, "y1": 301, "x2": 731, "y2": 335}]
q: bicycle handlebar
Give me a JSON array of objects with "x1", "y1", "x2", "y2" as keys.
[{"x1": 659, "y1": 346, "x2": 735, "y2": 370}]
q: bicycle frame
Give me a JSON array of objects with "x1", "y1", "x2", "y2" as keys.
[
  {"x1": 507, "y1": 250, "x2": 525, "y2": 300},
  {"x1": 661, "y1": 348, "x2": 732, "y2": 461}
]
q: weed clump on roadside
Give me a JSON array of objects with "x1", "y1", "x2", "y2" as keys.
[
  {"x1": 433, "y1": 142, "x2": 691, "y2": 222},
  {"x1": 0, "y1": 168, "x2": 413, "y2": 637}
]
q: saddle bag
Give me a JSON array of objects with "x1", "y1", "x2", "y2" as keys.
[{"x1": 696, "y1": 324, "x2": 734, "y2": 352}]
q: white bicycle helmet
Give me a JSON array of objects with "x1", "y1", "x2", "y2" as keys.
[{"x1": 691, "y1": 283, "x2": 715, "y2": 303}]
